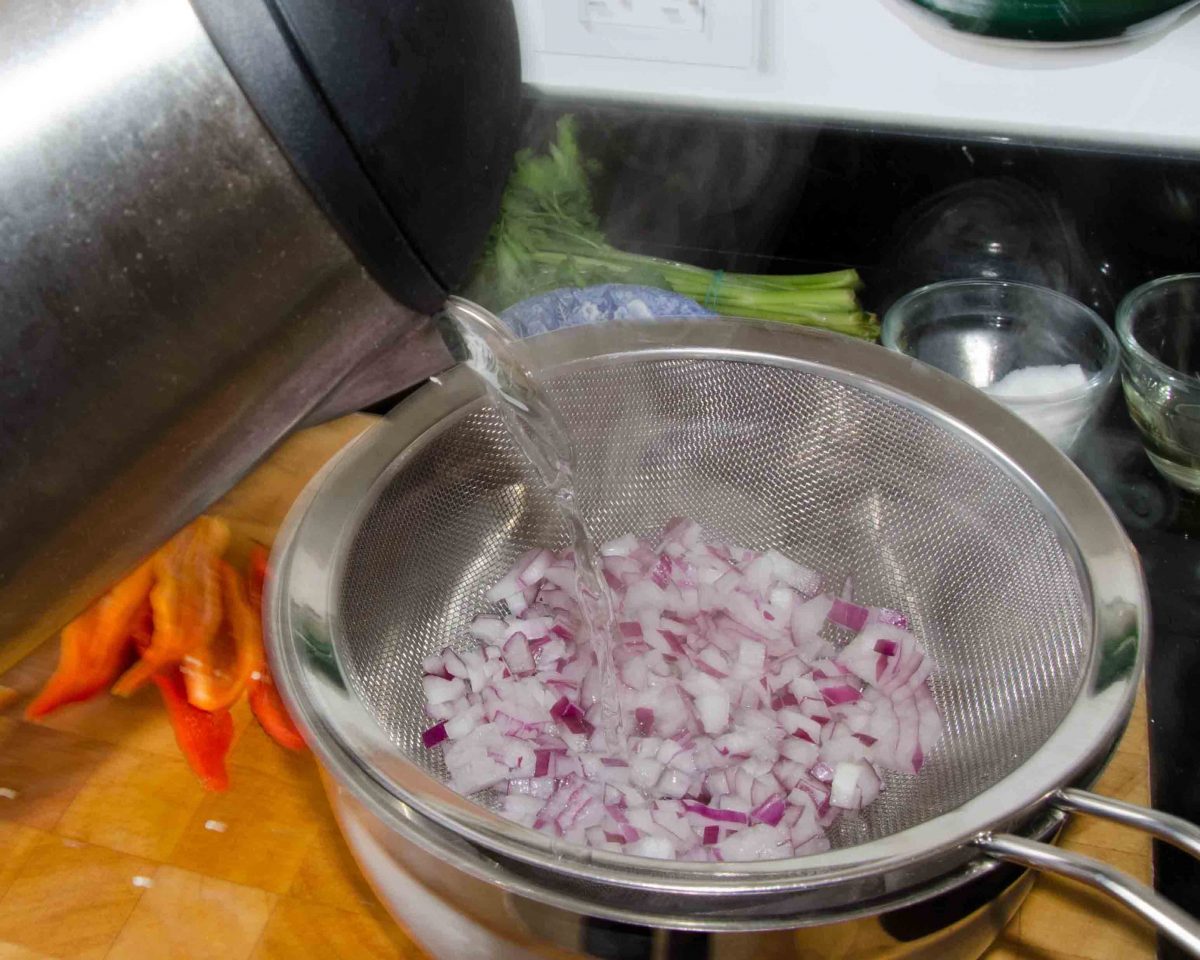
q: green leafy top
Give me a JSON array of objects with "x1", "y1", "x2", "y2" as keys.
[
  {"x1": 465, "y1": 115, "x2": 877, "y2": 340},
  {"x1": 467, "y1": 118, "x2": 653, "y2": 309}
]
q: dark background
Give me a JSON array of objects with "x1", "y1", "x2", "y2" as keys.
[{"x1": 534, "y1": 101, "x2": 1200, "y2": 312}]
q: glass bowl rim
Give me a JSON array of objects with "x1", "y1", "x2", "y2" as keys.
[
  {"x1": 1116, "y1": 273, "x2": 1200, "y2": 390},
  {"x1": 881, "y1": 278, "x2": 1119, "y2": 405}
]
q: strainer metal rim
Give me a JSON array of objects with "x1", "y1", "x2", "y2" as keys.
[{"x1": 267, "y1": 317, "x2": 1146, "y2": 898}]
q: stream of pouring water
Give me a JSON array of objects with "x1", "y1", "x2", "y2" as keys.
[{"x1": 441, "y1": 299, "x2": 625, "y2": 751}]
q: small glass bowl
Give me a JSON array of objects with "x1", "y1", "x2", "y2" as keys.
[
  {"x1": 882, "y1": 279, "x2": 1119, "y2": 454},
  {"x1": 1116, "y1": 274, "x2": 1200, "y2": 492}
]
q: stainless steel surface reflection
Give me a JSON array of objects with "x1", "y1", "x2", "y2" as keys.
[
  {"x1": 0, "y1": 0, "x2": 449, "y2": 661},
  {"x1": 334, "y1": 785, "x2": 1036, "y2": 960}
]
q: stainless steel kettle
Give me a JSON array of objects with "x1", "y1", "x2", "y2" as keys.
[{"x1": 0, "y1": 0, "x2": 520, "y2": 663}]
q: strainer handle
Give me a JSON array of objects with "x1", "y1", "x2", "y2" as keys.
[
  {"x1": 977, "y1": 833, "x2": 1200, "y2": 956},
  {"x1": 977, "y1": 795, "x2": 1200, "y2": 960},
  {"x1": 1054, "y1": 788, "x2": 1200, "y2": 859}
]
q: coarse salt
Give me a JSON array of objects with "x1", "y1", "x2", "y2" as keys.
[
  {"x1": 986, "y1": 364, "x2": 1088, "y2": 399},
  {"x1": 985, "y1": 364, "x2": 1096, "y2": 451}
]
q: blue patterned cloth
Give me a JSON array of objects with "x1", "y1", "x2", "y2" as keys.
[{"x1": 500, "y1": 284, "x2": 715, "y2": 339}]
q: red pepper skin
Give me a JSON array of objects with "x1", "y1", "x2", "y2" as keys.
[
  {"x1": 249, "y1": 680, "x2": 306, "y2": 751},
  {"x1": 27, "y1": 560, "x2": 155, "y2": 720},
  {"x1": 245, "y1": 544, "x2": 306, "y2": 752},
  {"x1": 153, "y1": 667, "x2": 234, "y2": 791}
]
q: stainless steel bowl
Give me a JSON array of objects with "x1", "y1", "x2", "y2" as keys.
[{"x1": 267, "y1": 317, "x2": 1199, "y2": 953}]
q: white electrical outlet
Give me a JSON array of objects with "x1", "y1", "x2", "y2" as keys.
[
  {"x1": 581, "y1": 0, "x2": 705, "y2": 33},
  {"x1": 537, "y1": 0, "x2": 760, "y2": 69}
]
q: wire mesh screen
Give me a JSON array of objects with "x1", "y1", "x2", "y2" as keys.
[{"x1": 338, "y1": 357, "x2": 1090, "y2": 847}]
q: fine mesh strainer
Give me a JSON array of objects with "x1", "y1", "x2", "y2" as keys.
[{"x1": 269, "y1": 311, "x2": 1200, "y2": 948}]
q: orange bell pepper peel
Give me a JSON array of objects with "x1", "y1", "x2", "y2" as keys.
[
  {"x1": 26, "y1": 558, "x2": 155, "y2": 720},
  {"x1": 113, "y1": 517, "x2": 230, "y2": 696},
  {"x1": 180, "y1": 560, "x2": 260, "y2": 713}
]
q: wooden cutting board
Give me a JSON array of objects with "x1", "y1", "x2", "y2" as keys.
[{"x1": 0, "y1": 414, "x2": 1154, "y2": 960}]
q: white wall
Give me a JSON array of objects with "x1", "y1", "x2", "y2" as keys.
[{"x1": 513, "y1": 0, "x2": 1200, "y2": 154}]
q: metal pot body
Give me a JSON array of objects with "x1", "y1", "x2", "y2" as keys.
[
  {"x1": 0, "y1": 0, "x2": 451, "y2": 665},
  {"x1": 333, "y1": 785, "x2": 1034, "y2": 960}
]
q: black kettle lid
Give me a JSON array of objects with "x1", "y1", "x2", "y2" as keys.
[{"x1": 189, "y1": 0, "x2": 521, "y2": 315}]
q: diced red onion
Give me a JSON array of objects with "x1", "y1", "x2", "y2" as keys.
[
  {"x1": 828, "y1": 598, "x2": 869, "y2": 632},
  {"x1": 718, "y1": 823, "x2": 790, "y2": 862},
  {"x1": 550, "y1": 696, "x2": 595, "y2": 736},
  {"x1": 421, "y1": 653, "x2": 448, "y2": 677},
  {"x1": 468, "y1": 616, "x2": 507, "y2": 642},
  {"x1": 651, "y1": 553, "x2": 672, "y2": 589},
  {"x1": 682, "y1": 801, "x2": 748, "y2": 824},
  {"x1": 830, "y1": 761, "x2": 883, "y2": 810},
  {"x1": 661, "y1": 630, "x2": 688, "y2": 655},
  {"x1": 601, "y1": 534, "x2": 639, "y2": 557},
  {"x1": 751, "y1": 794, "x2": 787, "y2": 827},
  {"x1": 421, "y1": 519, "x2": 942, "y2": 863},
  {"x1": 422, "y1": 675, "x2": 465, "y2": 705},
  {"x1": 502, "y1": 633, "x2": 534, "y2": 677},
  {"x1": 820, "y1": 684, "x2": 862, "y2": 706}
]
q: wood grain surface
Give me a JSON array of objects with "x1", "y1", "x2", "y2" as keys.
[{"x1": 0, "y1": 414, "x2": 1154, "y2": 960}]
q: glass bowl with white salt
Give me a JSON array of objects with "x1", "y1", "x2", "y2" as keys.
[{"x1": 882, "y1": 279, "x2": 1119, "y2": 454}]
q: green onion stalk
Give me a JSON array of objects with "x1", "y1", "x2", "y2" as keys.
[{"x1": 466, "y1": 117, "x2": 879, "y2": 341}]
